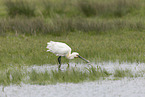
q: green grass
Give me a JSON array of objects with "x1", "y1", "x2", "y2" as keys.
[{"x1": 0, "y1": 31, "x2": 145, "y2": 68}]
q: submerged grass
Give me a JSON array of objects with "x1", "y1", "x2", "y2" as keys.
[
  {"x1": 0, "y1": 65, "x2": 144, "y2": 86},
  {"x1": 114, "y1": 69, "x2": 134, "y2": 78},
  {"x1": 28, "y1": 66, "x2": 111, "y2": 84},
  {"x1": 0, "y1": 68, "x2": 24, "y2": 86}
]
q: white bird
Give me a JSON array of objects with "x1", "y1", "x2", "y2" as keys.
[{"x1": 46, "y1": 41, "x2": 90, "y2": 69}]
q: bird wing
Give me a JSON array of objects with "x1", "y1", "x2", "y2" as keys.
[{"x1": 46, "y1": 41, "x2": 71, "y2": 56}]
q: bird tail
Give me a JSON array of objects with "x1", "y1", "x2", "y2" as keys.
[
  {"x1": 47, "y1": 41, "x2": 54, "y2": 45},
  {"x1": 46, "y1": 41, "x2": 54, "y2": 52}
]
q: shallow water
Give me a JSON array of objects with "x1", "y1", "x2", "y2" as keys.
[
  {"x1": 1, "y1": 62, "x2": 145, "y2": 97},
  {"x1": 27, "y1": 62, "x2": 145, "y2": 74},
  {"x1": 1, "y1": 78, "x2": 145, "y2": 97}
]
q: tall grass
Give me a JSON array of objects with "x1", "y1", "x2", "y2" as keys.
[
  {"x1": 42, "y1": 0, "x2": 76, "y2": 17},
  {"x1": 3, "y1": 0, "x2": 141, "y2": 18},
  {"x1": 0, "y1": 18, "x2": 47, "y2": 35},
  {"x1": 5, "y1": 0, "x2": 35, "y2": 17},
  {"x1": 78, "y1": 0, "x2": 96, "y2": 17},
  {"x1": 0, "y1": 18, "x2": 144, "y2": 36},
  {"x1": 42, "y1": 0, "x2": 53, "y2": 17},
  {"x1": 78, "y1": 0, "x2": 140, "y2": 17}
]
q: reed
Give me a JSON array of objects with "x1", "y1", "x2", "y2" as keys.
[{"x1": 5, "y1": 0, "x2": 35, "y2": 17}]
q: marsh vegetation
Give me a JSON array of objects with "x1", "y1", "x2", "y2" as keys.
[
  {"x1": 0, "y1": 64, "x2": 144, "y2": 86},
  {"x1": 0, "y1": 0, "x2": 145, "y2": 85}
]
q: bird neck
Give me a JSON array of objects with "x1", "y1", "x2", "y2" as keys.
[{"x1": 66, "y1": 53, "x2": 75, "y2": 59}]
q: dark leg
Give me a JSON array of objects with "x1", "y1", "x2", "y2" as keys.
[
  {"x1": 67, "y1": 63, "x2": 70, "y2": 68},
  {"x1": 58, "y1": 56, "x2": 61, "y2": 69}
]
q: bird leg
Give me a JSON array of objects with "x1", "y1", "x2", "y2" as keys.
[
  {"x1": 58, "y1": 56, "x2": 61, "y2": 69},
  {"x1": 67, "y1": 63, "x2": 70, "y2": 69}
]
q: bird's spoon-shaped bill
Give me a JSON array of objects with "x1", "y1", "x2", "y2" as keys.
[{"x1": 77, "y1": 55, "x2": 90, "y2": 63}]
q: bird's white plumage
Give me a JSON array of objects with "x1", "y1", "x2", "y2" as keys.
[
  {"x1": 46, "y1": 41, "x2": 89, "y2": 65},
  {"x1": 46, "y1": 41, "x2": 71, "y2": 56}
]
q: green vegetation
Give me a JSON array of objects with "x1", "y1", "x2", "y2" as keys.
[
  {"x1": 5, "y1": 0, "x2": 35, "y2": 17},
  {"x1": 0, "y1": 68, "x2": 24, "y2": 86},
  {"x1": 0, "y1": 0, "x2": 145, "y2": 85},
  {"x1": 114, "y1": 69, "x2": 134, "y2": 78},
  {"x1": 0, "y1": 66, "x2": 144, "y2": 86},
  {"x1": 78, "y1": 0, "x2": 140, "y2": 17},
  {"x1": 28, "y1": 66, "x2": 111, "y2": 85},
  {"x1": 1, "y1": 31, "x2": 145, "y2": 67},
  {"x1": 0, "y1": 18, "x2": 144, "y2": 35}
]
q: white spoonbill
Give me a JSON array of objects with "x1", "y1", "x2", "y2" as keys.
[{"x1": 46, "y1": 41, "x2": 90, "y2": 69}]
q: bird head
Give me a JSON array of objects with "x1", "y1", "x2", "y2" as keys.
[
  {"x1": 72, "y1": 52, "x2": 79, "y2": 58},
  {"x1": 72, "y1": 52, "x2": 90, "y2": 63}
]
